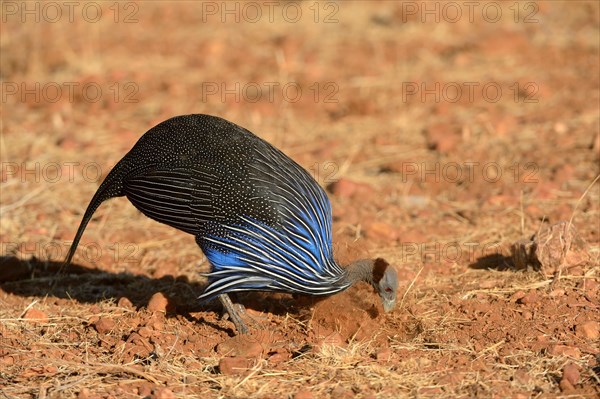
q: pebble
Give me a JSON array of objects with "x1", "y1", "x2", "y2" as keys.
[
  {"x1": 517, "y1": 290, "x2": 538, "y2": 305},
  {"x1": 152, "y1": 387, "x2": 175, "y2": 399},
  {"x1": 94, "y1": 318, "x2": 115, "y2": 334},
  {"x1": 117, "y1": 297, "x2": 134, "y2": 309},
  {"x1": 77, "y1": 388, "x2": 91, "y2": 399},
  {"x1": 138, "y1": 383, "x2": 153, "y2": 397},
  {"x1": 561, "y1": 363, "x2": 580, "y2": 385},
  {"x1": 23, "y1": 308, "x2": 48, "y2": 324},
  {"x1": 217, "y1": 335, "x2": 265, "y2": 357},
  {"x1": 327, "y1": 178, "x2": 374, "y2": 199},
  {"x1": 576, "y1": 321, "x2": 599, "y2": 340},
  {"x1": 147, "y1": 292, "x2": 169, "y2": 313},
  {"x1": 549, "y1": 345, "x2": 581, "y2": 359}
]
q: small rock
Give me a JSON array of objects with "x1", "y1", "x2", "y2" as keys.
[
  {"x1": 147, "y1": 292, "x2": 169, "y2": 313},
  {"x1": 117, "y1": 297, "x2": 134, "y2": 309},
  {"x1": 152, "y1": 387, "x2": 175, "y2": 399},
  {"x1": 23, "y1": 308, "x2": 48, "y2": 324},
  {"x1": 327, "y1": 178, "x2": 374, "y2": 199},
  {"x1": 510, "y1": 291, "x2": 526, "y2": 303},
  {"x1": 217, "y1": 334, "x2": 265, "y2": 357},
  {"x1": 576, "y1": 321, "x2": 599, "y2": 340},
  {"x1": 559, "y1": 378, "x2": 575, "y2": 392},
  {"x1": 581, "y1": 278, "x2": 598, "y2": 297},
  {"x1": 517, "y1": 290, "x2": 538, "y2": 305},
  {"x1": 94, "y1": 318, "x2": 115, "y2": 334},
  {"x1": 0, "y1": 356, "x2": 15, "y2": 365},
  {"x1": 294, "y1": 390, "x2": 314, "y2": 399},
  {"x1": 77, "y1": 388, "x2": 91, "y2": 399},
  {"x1": 549, "y1": 345, "x2": 581, "y2": 359},
  {"x1": 219, "y1": 356, "x2": 252, "y2": 375},
  {"x1": 562, "y1": 363, "x2": 580, "y2": 385},
  {"x1": 138, "y1": 326, "x2": 152, "y2": 338},
  {"x1": 138, "y1": 383, "x2": 153, "y2": 397}
]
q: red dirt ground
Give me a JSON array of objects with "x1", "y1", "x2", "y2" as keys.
[{"x1": 1, "y1": 1, "x2": 599, "y2": 398}]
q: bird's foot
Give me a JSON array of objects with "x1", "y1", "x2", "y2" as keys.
[{"x1": 218, "y1": 294, "x2": 250, "y2": 334}]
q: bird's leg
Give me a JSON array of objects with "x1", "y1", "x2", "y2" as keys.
[{"x1": 218, "y1": 294, "x2": 249, "y2": 334}]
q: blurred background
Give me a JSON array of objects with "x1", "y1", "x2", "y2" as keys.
[{"x1": 2, "y1": 1, "x2": 598, "y2": 267}]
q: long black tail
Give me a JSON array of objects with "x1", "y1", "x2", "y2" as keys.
[{"x1": 63, "y1": 163, "x2": 126, "y2": 265}]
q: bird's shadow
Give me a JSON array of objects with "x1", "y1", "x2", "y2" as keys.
[
  {"x1": 0, "y1": 256, "x2": 309, "y2": 333},
  {"x1": 468, "y1": 253, "x2": 515, "y2": 271}
]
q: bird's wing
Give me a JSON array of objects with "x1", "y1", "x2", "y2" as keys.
[{"x1": 123, "y1": 165, "x2": 214, "y2": 235}]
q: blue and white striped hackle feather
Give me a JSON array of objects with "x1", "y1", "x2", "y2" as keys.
[{"x1": 64, "y1": 114, "x2": 398, "y2": 334}]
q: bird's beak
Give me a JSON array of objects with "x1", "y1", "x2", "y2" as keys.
[{"x1": 382, "y1": 298, "x2": 396, "y2": 313}]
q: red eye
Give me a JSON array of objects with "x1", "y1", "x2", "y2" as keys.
[{"x1": 385, "y1": 288, "x2": 392, "y2": 292}]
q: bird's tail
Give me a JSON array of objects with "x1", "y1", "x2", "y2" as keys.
[{"x1": 63, "y1": 161, "x2": 127, "y2": 266}]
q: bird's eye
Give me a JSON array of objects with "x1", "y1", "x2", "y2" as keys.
[{"x1": 385, "y1": 287, "x2": 392, "y2": 292}]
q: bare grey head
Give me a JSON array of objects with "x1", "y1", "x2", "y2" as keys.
[{"x1": 345, "y1": 258, "x2": 398, "y2": 312}]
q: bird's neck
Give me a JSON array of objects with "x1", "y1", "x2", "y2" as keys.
[{"x1": 343, "y1": 259, "x2": 376, "y2": 286}]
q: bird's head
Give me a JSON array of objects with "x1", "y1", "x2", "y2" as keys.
[{"x1": 371, "y1": 258, "x2": 398, "y2": 312}]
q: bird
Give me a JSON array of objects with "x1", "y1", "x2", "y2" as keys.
[{"x1": 64, "y1": 114, "x2": 398, "y2": 334}]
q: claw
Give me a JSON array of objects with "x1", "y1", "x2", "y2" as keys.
[{"x1": 219, "y1": 294, "x2": 249, "y2": 334}]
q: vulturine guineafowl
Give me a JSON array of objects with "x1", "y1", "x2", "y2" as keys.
[{"x1": 64, "y1": 114, "x2": 398, "y2": 334}]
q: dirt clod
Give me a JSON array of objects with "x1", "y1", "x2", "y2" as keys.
[
  {"x1": 147, "y1": 292, "x2": 169, "y2": 313},
  {"x1": 93, "y1": 318, "x2": 115, "y2": 334},
  {"x1": 562, "y1": 363, "x2": 581, "y2": 386},
  {"x1": 327, "y1": 178, "x2": 374, "y2": 199},
  {"x1": 517, "y1": 290, "x2": 539, "y2": 305},
  {"x1": 23, "y1": 308, "x2": 48, "y2": 324},
  {"x1": 576, "y1": 321, "x2": 599, "y2": 340},
  {"x1": 152, "y1": 387, "x2": 175, "y2": 399},
  {"x1": 117, "y1": 297, "x2": 134, "y2": 309},
  {"x1": 549, "y1": 345, "x2": 581, "y2": 359},
  {"x1": 77, "y1": 388, "x2": 91, "y2": 399}
]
